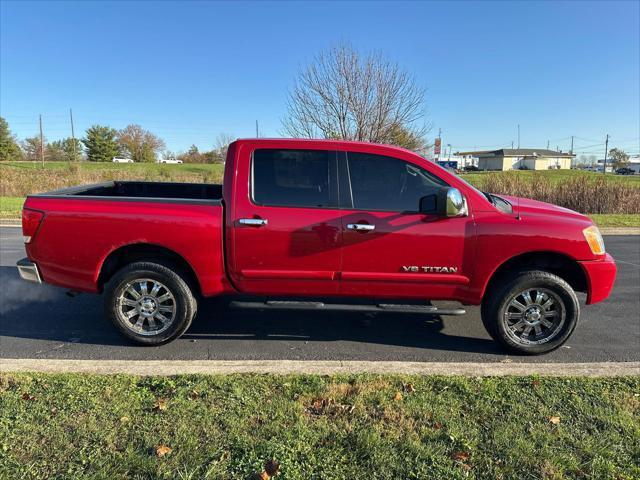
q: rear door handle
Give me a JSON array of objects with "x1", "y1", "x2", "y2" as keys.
[
  {"x1": 347, "y1": 223, "x2": 375, "y2": 232},
  {"x1": 238, "y1": 218, "x2": 268, "y2": 227}
]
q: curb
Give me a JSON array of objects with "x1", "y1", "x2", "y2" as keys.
[
  {"x1": 0, "y1": 219, "x2": 21, "y2": 227},
  {"x1": 1, "y1": 359, "x2": 639, "y2": 377},
  {"x1": 600, "y1": 227, "x2": 640, "y2": 235}
]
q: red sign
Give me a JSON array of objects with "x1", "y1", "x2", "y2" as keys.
[{"x1": 434, "y1": 137, "x2": 441, "y2": 155}]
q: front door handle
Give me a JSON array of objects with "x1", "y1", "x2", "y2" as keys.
[
  {"x1": 238, "y1": 218, "x2": 268, "y2": 227},
  {"x1": 347, "y1": 223, "x2": 375, "y2": 232}
]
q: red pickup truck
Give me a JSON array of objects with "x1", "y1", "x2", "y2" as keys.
[{"x1": 17, "y1": 139, "x2": 616, "y2": 354}]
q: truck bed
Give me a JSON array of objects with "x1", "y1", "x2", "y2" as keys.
[{"x1": 31, "y1": 181, "x2": 222, "y2": 204}]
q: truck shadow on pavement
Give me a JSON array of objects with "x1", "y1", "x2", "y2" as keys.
[{"x1": 0, "y1": 266, "x2": 500, "y2": 355}]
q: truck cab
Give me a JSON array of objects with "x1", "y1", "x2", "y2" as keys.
[{"x1": 18, "y1": 139, "x2": 617, "y2": 354}]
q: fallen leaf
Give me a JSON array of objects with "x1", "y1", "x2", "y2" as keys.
[
  {"x1": 532, "y1": 379, "x2": 541, "y2": 387},
  {"x1": 248, "y1": 472, "x2": 270, "y2": 480},
  {"x1": 155, "y1": 445, "x2": 172, "y2": 457},
  {"x1": 264, "y1": 459, "x2": 280, "y2": 476},
  {"x1": 120, "y1": 416, "x2": 130, "y2": 423},
  {"x1": 394, "y1": 391, "x2": 403, "y2": 401},
  {"x1": 50, "y1": 407, "x2": 58, "y2": 416},
  {"x1": 21, "y1": 392, "x2": 35, "y2": 401},
  {"x1": 452, "y1": 451, "x2": 470, "y2": 462},
  {"x1": 433, "y1": 421, "x2": 443, "y2": 430},
  {"x1": 548, "y1": 416, "x2": 561, "y2": 425},
  {"x1": 403, "y1": 383, "x2": 415, "y2": 393},
  {"x1": 189, "y1": 390, "x2": 200, "y2": 399},
  {"x1": 152, "y1": 399, "x2": 167, "y2": 412}
]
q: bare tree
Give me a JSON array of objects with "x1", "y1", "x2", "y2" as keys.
[
  {"x1": 214, "y1": 133, "x2": 235, "y2": 163},
  {"x1": 117, "y1": 124, "x2": 166, "y2": 162},
  {"x1": 282, "y1": 43, "x2": 430, "y2": 151},
  {"x1": 21, "y1": 136, "x2": 46, "y2": 161}
]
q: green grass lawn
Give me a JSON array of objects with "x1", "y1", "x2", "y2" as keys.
[
  {"x1": 460, "y1": 169, "x2": 640, "y2": 186},
  {"x1": 1, "y1": 373, "x2": 638, "y2": 479},
  {"x1": 589, "y1": 214, "x2": 640, "y2": 228},
  {"x1": 2, "y1": 160, "x2": 223, "y2": 175},
  {"x1": 0, "y1": 196, "x2": 24, "y2": 218}
]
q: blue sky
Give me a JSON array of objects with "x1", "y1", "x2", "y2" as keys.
[{"x1": 1, "y1": 0, "x2": 639, "y2": 157}]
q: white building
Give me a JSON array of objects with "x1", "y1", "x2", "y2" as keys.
[{"x1": 456, "y1": 149, "x2": 574, "y2": 171}]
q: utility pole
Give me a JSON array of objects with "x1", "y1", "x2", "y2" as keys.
[
  {"x1": 39, "y1": 114, "x2": 44, "y2": 168},
  {"x1": 69, "y1": 108, "x2": 77, "y2": 162},
  {"x1": 517, "y1": 124, "x2": 520, "y2": 149},
  {"x1": 603, "y1": 134, "x2": 609, "y2": 174},
  {"x1": 570, "y1": 135, "x2": 574, "y2": 155},
  {"x1": 511, "y1": 141, "x2": 514, "y2": 149},
  {"x1": 255, "y1": 120, "x2": 259, "y2": 138},
  {"x1": 547, "y1": 140, "x2": 550, "y2": 149}
]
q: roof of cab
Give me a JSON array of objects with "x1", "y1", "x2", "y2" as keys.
[{"x1": 232, "y1": 138, "x2": 422, "y2": 157}]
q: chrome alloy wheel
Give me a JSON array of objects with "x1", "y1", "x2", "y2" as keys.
[
  {"x1": 503, "y1": 288, "x2": 566, "y2": 345},
  {"x1": 116, "y1": 278, "x2": 176, "y2": 336}
]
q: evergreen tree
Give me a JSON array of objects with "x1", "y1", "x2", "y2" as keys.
[
  {"x1": 0, "y1": 117, "x2": 23, "y2": 161},
  {"x1": 83, "y1": 125, "x2": 119, "y2": 162}
]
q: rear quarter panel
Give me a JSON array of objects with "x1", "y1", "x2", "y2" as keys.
[{"x1": 24, "y1": 197, "x2": 227, "y2": 296}]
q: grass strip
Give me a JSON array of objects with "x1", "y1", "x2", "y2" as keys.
[
  {"x1": 0, "y1": 196, "x2": 24, "y2": 218},
  {"x1": 1, "y1": 373, "x2": 638, "y2": 479}
]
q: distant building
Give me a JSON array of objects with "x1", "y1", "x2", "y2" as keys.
[
  {"x1": 597, "y1": 155, "x2": 640, "y2": 173},
  {"x1": 455, "y1": 149, "x2": 575, "y2": 171}
]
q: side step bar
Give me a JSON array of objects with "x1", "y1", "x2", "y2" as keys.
[{"x1": 229, "y1": 300, "x2": 466, "y2": 316}]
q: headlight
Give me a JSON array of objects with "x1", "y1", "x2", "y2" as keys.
[{"x1": 583, "y1": 225, "x2": 605, "y2": 255}]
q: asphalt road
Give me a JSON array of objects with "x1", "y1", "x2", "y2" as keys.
[{"x1": 1, "y1": 226, "x2": 638, "y2": 362}]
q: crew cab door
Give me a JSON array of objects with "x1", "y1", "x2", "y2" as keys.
[
  {"x1": 228, "y1": 147, "x2": 343, "y2": 295},
  {"x1": 338, "y1": 151, "x2": 475, "y2": 299}
]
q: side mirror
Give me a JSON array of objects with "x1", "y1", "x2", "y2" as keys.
[{"x1": 419, "y1": 187, "x2": 468, "y2": 217}]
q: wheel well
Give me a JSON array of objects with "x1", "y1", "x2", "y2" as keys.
[
  {"x1": 484, "y1": 252, "x2": 587, "y2": 299},
  {"x1": 98, "y1": 243, "x2": 200, "y2": 295}
]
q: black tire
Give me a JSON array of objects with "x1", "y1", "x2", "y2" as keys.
[
  {"x1": 481, "y1": 270, "x2": 579, "y2": 355},
  {"x1": 103, "y1": 261, "x2": 197, "y2": 346}
]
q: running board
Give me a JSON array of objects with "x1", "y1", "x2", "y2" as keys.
[{"x1": 229, "y1": 300, "x2": 466, "y2": 316}]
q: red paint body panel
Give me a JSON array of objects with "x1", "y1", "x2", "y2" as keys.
[
  {"x1": 579, "y1": 253, "x2": 617, "y2": 305},
  {"x1": 24, "y1": 197, "x2": 229, "y2": 296},
  {"x1": 22, "y1": 138, "x2": 616, "y2": 309}
]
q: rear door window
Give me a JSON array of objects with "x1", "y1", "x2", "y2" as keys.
[
  {"x1": 346, "y1": 152, "x2": 447, "y2": 212},
  {"x1": 252, "y1": 149, "x2": 336, "y2": 208}
]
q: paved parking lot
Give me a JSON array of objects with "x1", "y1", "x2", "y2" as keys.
[{"x1": 1, "y1": 227, "x2": 638, "y2": 363}]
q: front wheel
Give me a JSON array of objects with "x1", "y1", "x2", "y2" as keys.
[
  {"x1": 104, "y1": 262, "x2": 197, "y2": 345},
  {"x1": 481, "y1": 270, "x2": 579, "y2": 355}
]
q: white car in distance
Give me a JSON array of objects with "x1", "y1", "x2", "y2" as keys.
[
  {"x1": 112, "y1": 157, "x2": 133, "y2": 163},
  {"x1": 158, "y1": 158, "x2": 183, "y2": 164}
]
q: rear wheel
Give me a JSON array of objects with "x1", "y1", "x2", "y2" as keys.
[
  {"x1": 481, "y1": 270, "x2": 579, "y2": 355},
  {"x1": 104, "y1": 262, "x2": 196, "y2": 345}
]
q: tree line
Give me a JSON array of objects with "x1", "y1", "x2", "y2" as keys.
[{"x1": 0, "y1": 117, "x2": 231, "y2": 164}]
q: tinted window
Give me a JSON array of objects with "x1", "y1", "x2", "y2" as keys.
[
  {"x1": 252, "y1": 149, "x2": 333, "y2": 207},
  {"x1": 347, "y1": 152, "x2": 446, "y2": 212}
]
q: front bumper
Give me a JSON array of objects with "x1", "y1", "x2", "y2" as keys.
[
  {"x1": 579, "y1": 253, "x2": 617, "y2": 305},
  {"x1": 17, "y1": 258, "x2": 42, "y2": 284}
]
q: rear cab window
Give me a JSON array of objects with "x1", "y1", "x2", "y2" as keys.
[{"x1": 251, "y1": 149, "x2": 337, "y2": 208}]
